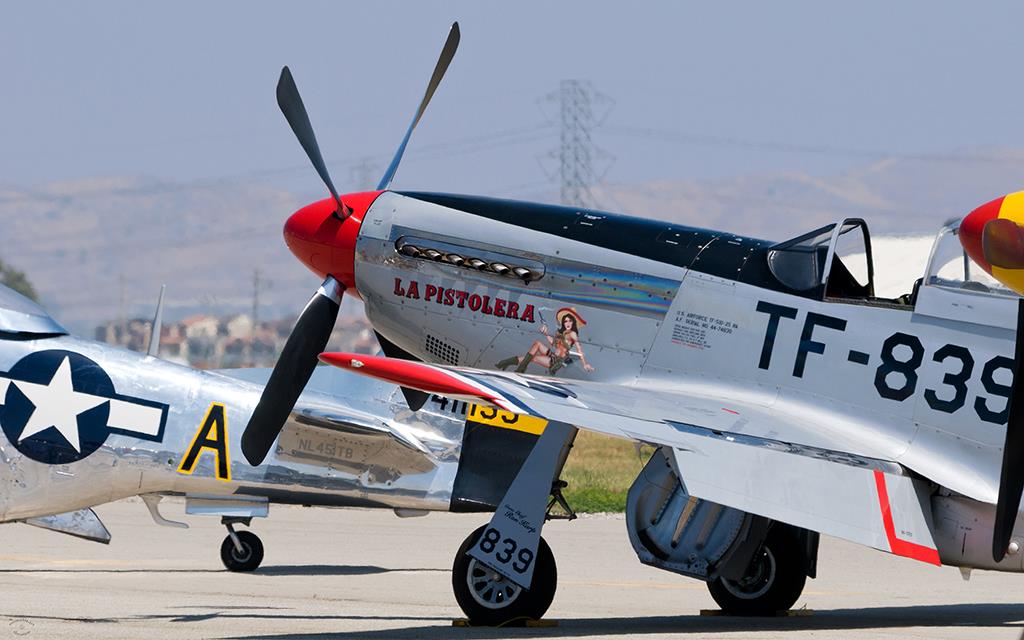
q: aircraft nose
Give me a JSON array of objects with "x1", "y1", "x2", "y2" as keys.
[
  {"x1": 960, "y1": 196, "x2": 1004, "y2": 274},
  {"x1": 282, "y1": 191, "x2": 384, "y2": 296}
]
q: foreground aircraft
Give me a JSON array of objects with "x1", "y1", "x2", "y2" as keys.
[
  {"x1": 240, "y1": 22, "x2": 1024, "y2": 624},
  {"x1": 0, "y1": 283, "x2": 543, "y2": 572}
]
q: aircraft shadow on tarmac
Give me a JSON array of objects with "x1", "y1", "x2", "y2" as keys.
[
  {"x1": 0, "y1": 564, "x2": 447, "y2": 576},
  {"x1": 8, "y1": 602, "x2": 1020, "y2": 637},
  {"x1": 255, "y1": 565, "x2": 448, "y2": 577},
  {"x1": 211, "y1": 603, "x2": 1024, "y2": 640}
]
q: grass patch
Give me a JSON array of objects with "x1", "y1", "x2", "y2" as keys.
[{"x1": 560, "y1": 430, "x2": 655, "y2": 513}]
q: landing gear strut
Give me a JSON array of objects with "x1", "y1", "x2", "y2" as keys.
[
  {"x1": 220, "y1": 517, "x2": 264, "y2": 572},
  {"x1": 452, "y1": 525, "x2": 557, "y2": 626}
]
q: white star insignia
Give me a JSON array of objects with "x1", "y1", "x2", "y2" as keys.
[{"x1": 15, "y1": 357, "x2": 107, "y2": 452}]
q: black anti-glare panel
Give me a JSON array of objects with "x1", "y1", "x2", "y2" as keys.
[{"x1": 399, "y1": 191, "x2": 786, "y2": 295}]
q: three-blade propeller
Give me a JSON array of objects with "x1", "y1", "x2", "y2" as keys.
[
  {"x1": 241, "y1": 23, "x2": 460, "y2": 466},
  {"x1": 378, "y1": 22, "x2": 460, "y2": 191},
  {"x1": 961, "y1": 209, "x2": 1024, "y2": 561},
  {"x1": 242, "y1": 278, "x2": 344, "y2": 464},
  {"x1": 276, "y1": 66, "x2": 349, "y2": 219},
  {"x1": 993, "y1": 297, "x2": 1024, "y2": 562}
]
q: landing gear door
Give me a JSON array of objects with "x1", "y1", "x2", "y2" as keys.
[
  {"x1": 467, "y1": 420, "x2": 576, "y2": 588},
  {"x1": 821, "y1": 218, "x2": 875, "y2": 299}
]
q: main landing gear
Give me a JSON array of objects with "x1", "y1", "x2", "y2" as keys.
[
  {"x1": 706, "y1": 525, "x2": 807, "y2": 615},
  {"x1": 627, "y1": 449, "x2": 814, "y2": 616},
  {"x1": 220, "y1": 517, "x2": 264, "y2": 572},
  {"x1": 451, "y1": 525, "x2": 558, "y2": 626}
]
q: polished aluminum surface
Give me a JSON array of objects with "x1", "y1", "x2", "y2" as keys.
[
  {"x1": 23, "y1": 507, "x2": 110, "y2": 543},
  {"x1": 0, "y1": 332, "x2": 466, "y2": 523},
  {"x1": 0, "y1": 286, "x2": 66, "y2": 336},
  {"x1": 348, "y1": 190, "x2": 1024, "y2": 575}
]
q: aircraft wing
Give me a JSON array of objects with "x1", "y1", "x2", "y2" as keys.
[
  {"x1": 213, "y1": 366, "x2": 440, "y2": 460},
  {"x1": 320, "y1": 352, "x2": 940, "y2": 565}
]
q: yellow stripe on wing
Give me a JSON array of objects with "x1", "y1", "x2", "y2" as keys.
[{"x1": 466, "y1": 403, "x2": 547, "y2": 435}]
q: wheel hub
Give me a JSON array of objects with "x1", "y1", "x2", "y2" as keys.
[
  {"x1": 721, "y1": 547, "x2": 777, "y2": 600},
  {"x1": 466, "y1": 558, "x2": 522, "y2": 610},
  {"x1": 231, "y1": 545, "x2": 252, "y2": 563}
]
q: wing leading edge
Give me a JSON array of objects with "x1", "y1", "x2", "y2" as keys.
[{"x1": 319, "y1": 352, "x2": 940, "y2": 565}]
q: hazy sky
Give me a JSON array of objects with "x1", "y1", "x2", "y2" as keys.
[{"x1": 4, "y1": 1, "x2": 1024, "y2": 201}]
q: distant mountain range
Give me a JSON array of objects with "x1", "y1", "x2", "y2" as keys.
[
  {"x1": 593, "y1": 148, "x2": 1024, "y2": 238},
  {"x1": 2, "y1": 149, "x2": 1022, "y2": 333},
  {"x1": 0, "y1": 176, "x2": 313, "y2": 334}
]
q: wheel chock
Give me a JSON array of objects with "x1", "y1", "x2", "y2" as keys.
[
  {"x1": 451, "y1": 617, "x2": 558, "y2": 628},
  {"x1": 699, "y1": 609, "x2": 813, "y2": 617}
]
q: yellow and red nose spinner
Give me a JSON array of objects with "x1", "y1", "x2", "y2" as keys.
[{"x1": 960, "y1": 192, "x2": 1024, "y2": 295}]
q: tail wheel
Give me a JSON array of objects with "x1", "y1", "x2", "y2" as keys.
[
  {"x1": 707, "y1": 525, "x2": 807, "y2": 615},
  {"x1": 452, "y1": 525, "x2": 557, "y2": 626},
  {"x1": 220, "y1": 530, "x2": 264, "y2": 572}
]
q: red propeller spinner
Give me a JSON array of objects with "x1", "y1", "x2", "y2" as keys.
[{"x1": 282, "y1": 191, "x2": 384, "y2": 298}]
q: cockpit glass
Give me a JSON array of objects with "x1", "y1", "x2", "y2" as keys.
[
  {"x1": 832, "y1": 223, "x2": 870, "y2": 287},
  {"x1": 766, "y1": 223, "x2": 836, "y2": 291},
  {"x1": 925, "y1": 222, "x2": 1017, "y2": 298}
]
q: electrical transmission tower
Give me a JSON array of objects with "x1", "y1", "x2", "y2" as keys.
[
  {"x1": 539, "y1": 80, "x2": 615, "y2": 208},
  {"x1": 247, "y1": 268, "x2": 272, "y2": 365}
]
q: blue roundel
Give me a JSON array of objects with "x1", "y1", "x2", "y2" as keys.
[{"x1": 0, "y1": 350, "x2": 114, "y2": 464}]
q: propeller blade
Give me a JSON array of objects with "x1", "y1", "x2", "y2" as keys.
[
  {"x1": 374, "y1": 330, "x2": 430, "y2": 411},
  {"x1": 241, "y1": 277, "x2": 344, "y2": 465},
  {"x1": 993, "y1": 297, "x2": 1024, "y2": 561},
  {"x1": 276, "y1": 66, "x2": 348, "y2": 217},
  {"x1": 376, "y1": 22, "x2": 461, "y2": 190}
]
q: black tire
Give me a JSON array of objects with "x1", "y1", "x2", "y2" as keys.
[
  {"x1": 220, "y1": 530, "x2": 264, "y2": 572},
  {"x1": 452, "y1": 525, "x2": 557, "y2": 626},
  {"x1": 707, "y1": 525, "x2": 807, "y2": 615}
]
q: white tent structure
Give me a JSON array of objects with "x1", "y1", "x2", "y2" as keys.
[{"x1": 869, "y1": 234, "x2": 935, "y2": 299}]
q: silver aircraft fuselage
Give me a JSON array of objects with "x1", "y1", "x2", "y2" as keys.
[
  {"x1": 0, "y1": 329, "x2": 471, "y2": 525},
  {"x1": 331, "y1": 191, "x2": 1024, "y2": 573}
]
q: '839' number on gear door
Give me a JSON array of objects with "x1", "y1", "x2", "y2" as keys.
[{"x1": 476, "y1": 526, "x2": 535, "y2": 574}]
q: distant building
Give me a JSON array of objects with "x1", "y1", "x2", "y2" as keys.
[{"x1": 95, "y1": 312, "x2": 377, "y2": 369}]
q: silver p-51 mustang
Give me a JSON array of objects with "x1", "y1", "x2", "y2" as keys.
[
  {"x1": 0, "y1": 283, "x2": 533, "y2": 571},
  {"x1": 241, "y1": 22, "x2": 1024, "y2": 625}
]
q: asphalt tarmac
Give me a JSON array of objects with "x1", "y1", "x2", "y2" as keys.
[{"x1": 0, "y1": 499, "x2": 1020, "y2": 639}]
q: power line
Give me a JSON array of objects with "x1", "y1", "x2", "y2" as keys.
[
  {"x1": 0, "y1": 222, "x2": 285, "y2": 276},
  {"x1": 349, "y1": 157, "x2": 382, "y2": 191},
  {"x1": 0, "y1": 123, "x2": 557, "y2": 207},
  {"x1": 603, "y1": 124, "x2": 1024, "y2": 165},
  {"x1": 488, "y1": 179, "x2": 556, "y2": 197}
]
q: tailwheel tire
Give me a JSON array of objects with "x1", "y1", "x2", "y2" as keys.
[
  {"x1": 220, "y1": 530, "x2": 264, "y2": 572},
  {"x1": 452, "y1": 525, "x2": 557, "y2": 626},
  {"x1": 707, "y1": 525, "x2": 807, "y2": 615}
]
